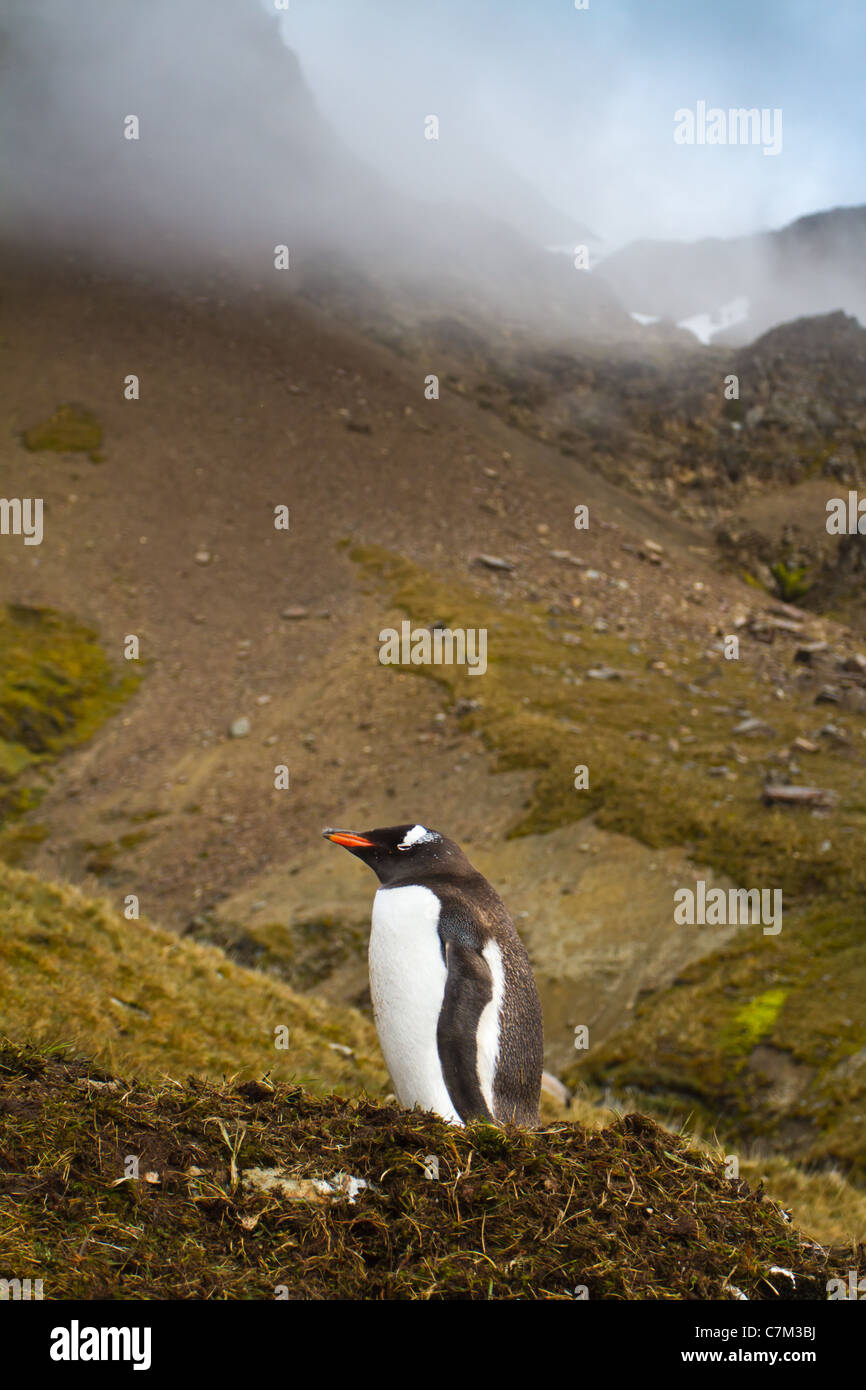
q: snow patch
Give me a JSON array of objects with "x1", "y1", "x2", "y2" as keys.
[{"x1": 677, "y1": 296, "x2": 750, "y2": 345}]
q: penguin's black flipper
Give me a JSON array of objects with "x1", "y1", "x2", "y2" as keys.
[{"x1": 437, "y1": 938, "x2": 495, "y2": 1124}]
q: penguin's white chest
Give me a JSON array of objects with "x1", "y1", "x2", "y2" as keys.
[{"x1": 369, "y1": 884, "x2": 462, "y2": 1125}]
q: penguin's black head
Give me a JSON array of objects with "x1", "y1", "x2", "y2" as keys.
[{"x1": 323, "y1": 822, "x2": 463, "y2": 885}]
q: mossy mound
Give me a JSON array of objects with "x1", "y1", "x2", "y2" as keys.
[
  {"x1": 20, "y1": 403, "x2": 103, "y2": 461},
  {"x1": 0, "y1": 1040, "x2": 856, "y2": 1300},
  {"x1": 349, "y1": 544, "x2": 866, "y2": 1176},
  {"x1": 0, "y1": 604, "x2": 137, "y2": 846},
  {"x1": 0, "y1": 862, "x2": 386, "y2": 1095}
]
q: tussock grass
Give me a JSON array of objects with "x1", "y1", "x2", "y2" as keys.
[{"x1": 1, "y1": 1039, "x2": 857, "y2": 1300}]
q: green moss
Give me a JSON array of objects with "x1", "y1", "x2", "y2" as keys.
[
  {"x1": 20, "y1": 403, "x2": 104, "y2": 461},
  {"x1": 741, "y1": 570, "x2": 768, "y2": 590},
  {"x1": 771, "y1": 560, "x2": 811, "y2": 603},
  {"x1": 0, "y1": 605, "x2": 139, "y2": 847},
  {"x1": 719, "y1": 988, "x2": 789, "y2": 1054},
  {"x1": 0, "y1": 822, "x2": 48, "y2": 867},
  {"x1": 80, "y1": 830, "x2": 154, "y2": 877}
]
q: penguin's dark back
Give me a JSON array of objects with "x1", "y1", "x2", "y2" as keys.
[{"x1": 434, "y1": 878, "x2": 544, "y2": 1126}]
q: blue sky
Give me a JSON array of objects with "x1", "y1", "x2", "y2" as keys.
[{"x1": 275, "y1": 0, "x2": 866, "y2": 247}]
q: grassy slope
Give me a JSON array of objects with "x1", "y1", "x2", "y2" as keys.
[
  {"x1": 350, "y1": 544, "x2": 866, "y2": 1178},
  {"x1": 0, "y1": 861, "x2": 386, "y2": 1097},
  {"x1": 0, "y1": 1039, "x2": 857, "y2": 1300}
]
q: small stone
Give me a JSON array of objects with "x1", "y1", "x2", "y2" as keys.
[
  {"x1": 229, "y1": 717, "x2": 251, "y2": 738},
  {"x1": 194, "y1": 549, "x2": 212, "y2": 565},
  {"x1": 281, "y1": 606, "x2": 310, "y2": 620},
  {"x1": 762, "y1": 783, "x2": 837, "y2": 808},
  {"x1": 540, "y1": 1072, "x2": 571, "y2": 1106},
  {"x1": 454, "y1": 698, "x2": 481, "y2": 715},
  {"x1": 794, "y1": 641, "x2": 828, "y2": 664},
  {"x1": 819, "y1": 724, "x2": 851, "y2": 745},
  {"x1": 474, "y1": 554, "x2": 514, "y2": 572},
  {"x1": 733, "y1": 717, "x2": 775, "y2": 737}
]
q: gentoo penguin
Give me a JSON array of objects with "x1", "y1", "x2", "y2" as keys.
[{"x1": 322, "y1": 823, "x2": 543, "y2": 1127}]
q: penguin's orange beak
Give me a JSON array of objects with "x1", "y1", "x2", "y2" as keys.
[{"x1": 322, "y1": 828, "x2": 376, "y2": 848}]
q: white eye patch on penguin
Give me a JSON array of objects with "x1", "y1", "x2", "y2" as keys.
[{"x1": 397, "y1": 824, "x2": 441, "y2": 850}]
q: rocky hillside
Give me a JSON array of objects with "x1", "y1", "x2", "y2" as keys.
[
  {"x1": 0, "y1": 0, "x2": 625, "y2": 342},
  {"x1": 392, "y1": 308, "x2": 866, "y2": 624},
  {"x1": 599, "y1": 205, "x2": 866, "y2": 344}
]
